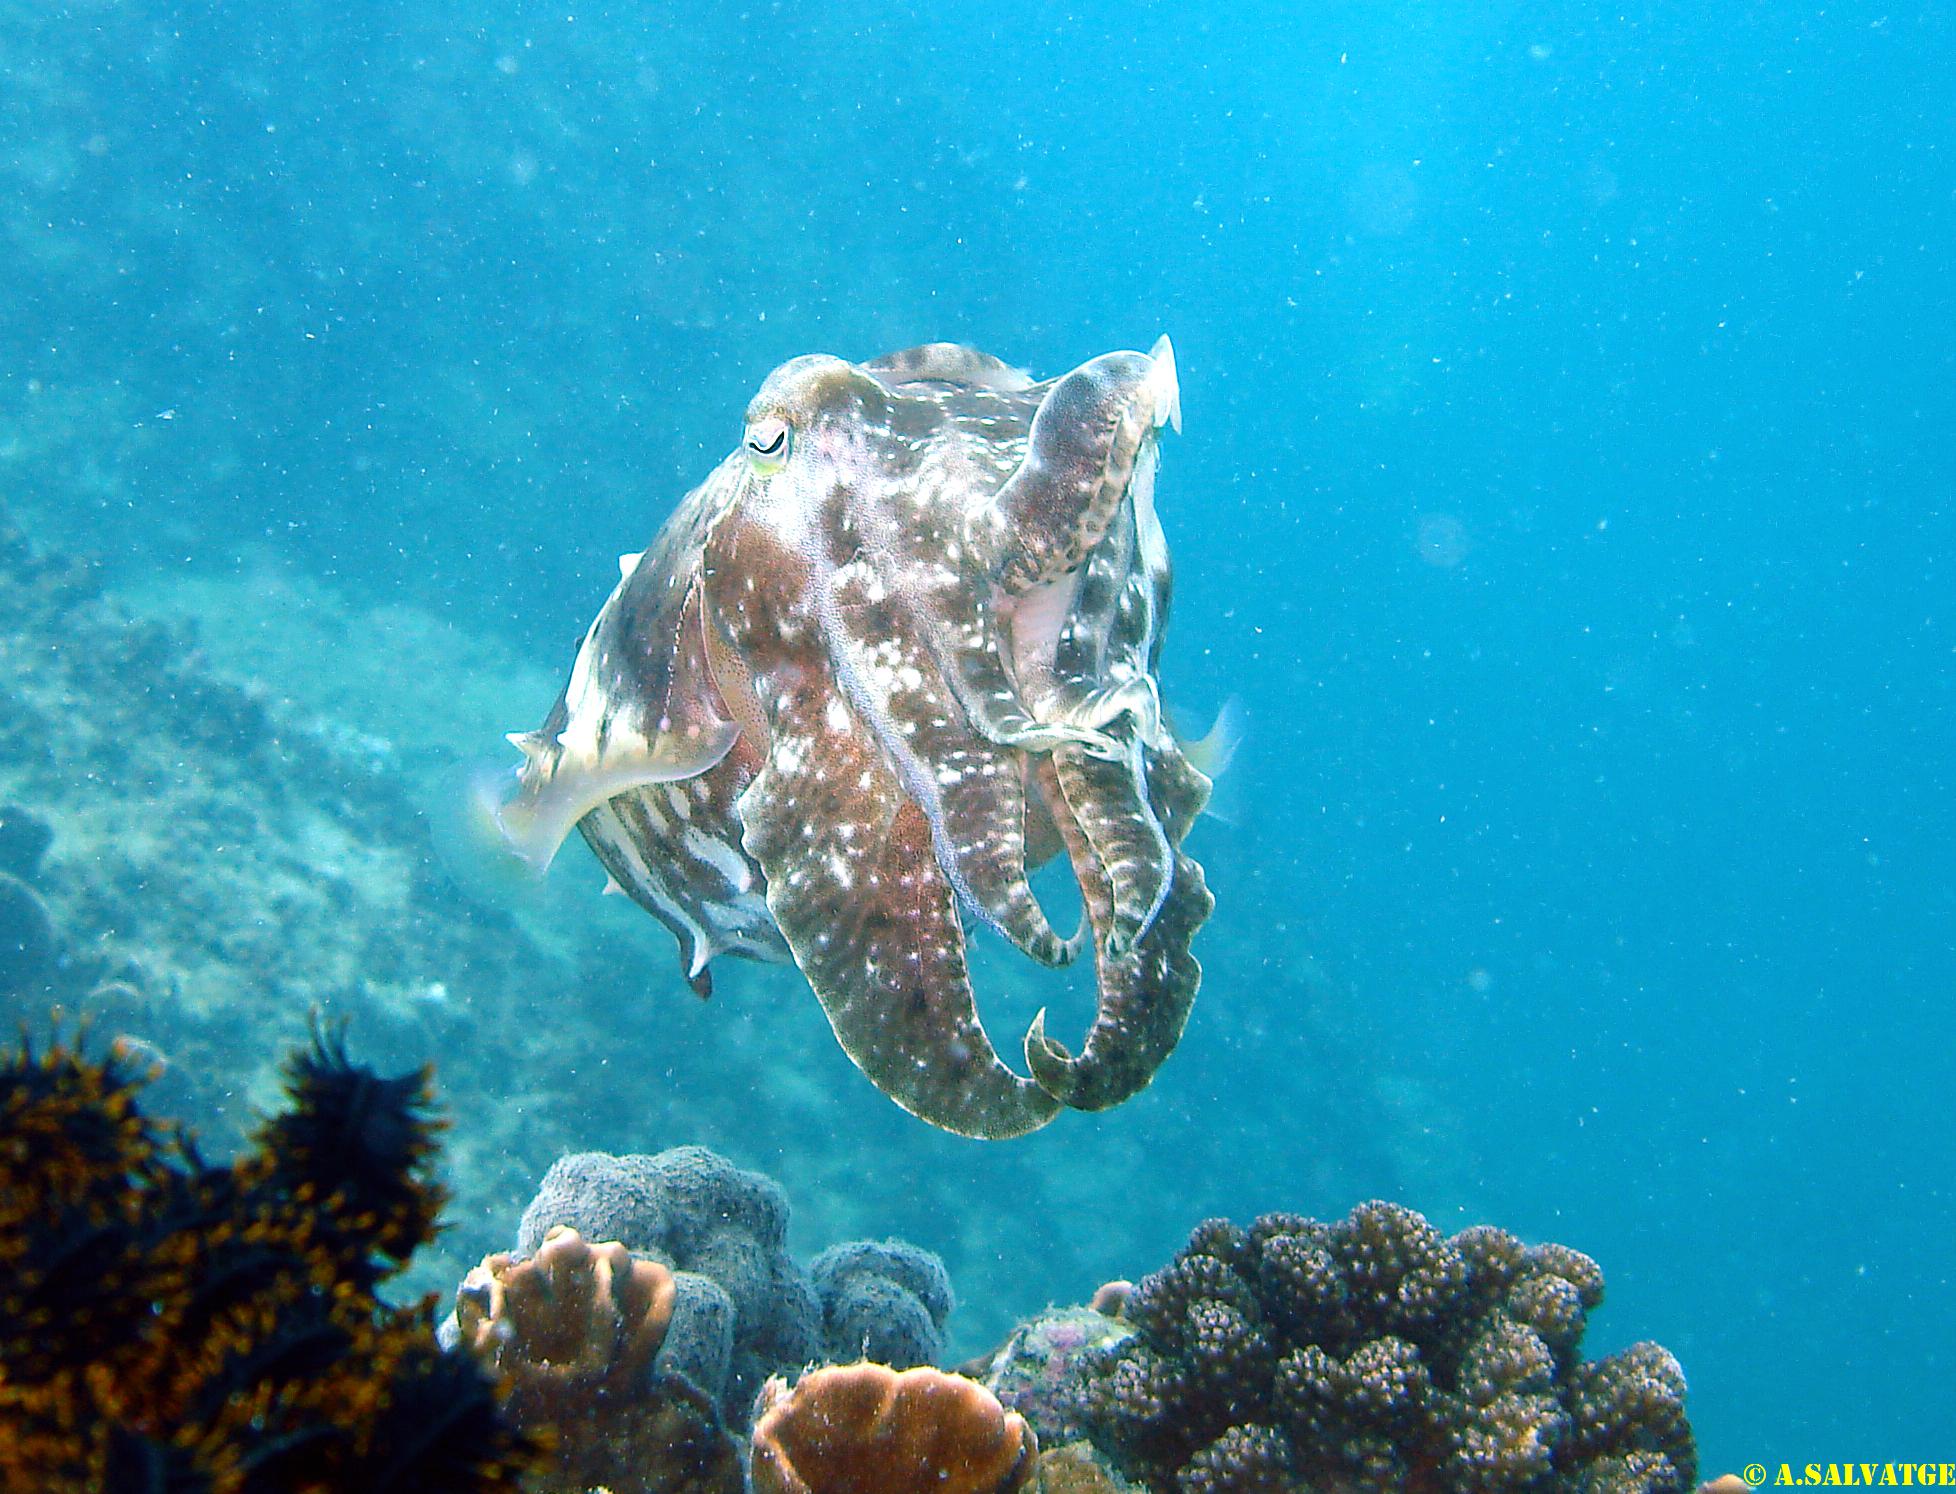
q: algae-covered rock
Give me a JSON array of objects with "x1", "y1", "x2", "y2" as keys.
[
  {"x1": 0, "y1": 804, "x2": 53, "y2": 881},
  {"x1": 975, "y1": 1306, "x2": 1134, "y2": 1450}
]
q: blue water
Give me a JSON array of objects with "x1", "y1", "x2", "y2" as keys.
[{"x1": 7, "y1": 0, "x2": 1951, "y2": 1468}]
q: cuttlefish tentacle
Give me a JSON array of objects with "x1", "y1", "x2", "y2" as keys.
[
  {"x1": 837, "y1": 623, "x2": 1071, "y2": 967},
  {"x1": 930, "y1": 614, "x2": 1120, "y2": 760},
  {"x1": 737, "y1": 681, "x2": 1061, "y2": 1140},
  {"x1": 979, "y1": 337, "x2": 1180, "y2": 598},
  {"x1": 1048, "y1": 733, "x2": 1176, "y2": 956},
  {"x1": 1019, "y1": 754, "x2": 1210, "y2": 1112},
  {"x1": 923, "y1": 732, "x2": 1074, "y2": 968}
]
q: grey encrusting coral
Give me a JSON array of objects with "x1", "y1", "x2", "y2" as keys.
[
  {"x1": 809, "y1": 1236, "x2": 956, "y2": 1368},
  {"x1": 470, "y1": 1147, "x2": 955, "y2": 1421},
  {"x1": 1013, "y1": 1202, "x2": 1697, "y2": 1493}
]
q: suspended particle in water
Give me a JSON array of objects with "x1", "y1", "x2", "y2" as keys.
[{"x1": 1415, "y1": 512, "x2": 1471, "y2": 569}]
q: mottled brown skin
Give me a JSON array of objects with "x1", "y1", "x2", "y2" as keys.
[{"x1": 502, "y1": 339, "x2": 1209, "y2": 1139}]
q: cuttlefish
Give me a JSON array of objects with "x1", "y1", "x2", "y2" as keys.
[{"x1": 496, "y1": 339, "x2": 1214, "y2": 1139}]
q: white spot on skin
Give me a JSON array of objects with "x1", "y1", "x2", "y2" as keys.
[{"x1": 775, "y1": 737, "x2": 809, "y2": 774}]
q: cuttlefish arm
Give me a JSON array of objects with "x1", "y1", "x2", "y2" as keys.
[
  {"x1": 825, "y1": 566, "x2": 1077, "y2": 970},
  {"x1": 499, "y1": 563, "x2": 740, "y2": 872},
  {"x1": 736, "y1": 676, "x2": 1061, "y2": 1140},
  {"x1": 1048, "y1": 733, "x2": 1174, "y2": 956},
  {"x1": 976, "y1": 336, "x2": 1180, "y2": 598},
  {"x1": 1020, "y1": 740, "x2": 1213, "y2": 1112},
  {"x1": 706, "y1": 354, "x2": 1077, "y2": 972}
]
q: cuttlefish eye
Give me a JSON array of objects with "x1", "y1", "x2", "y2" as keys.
[{"x1": 743, "y1": 416, "x2": 791, "y2": 471}]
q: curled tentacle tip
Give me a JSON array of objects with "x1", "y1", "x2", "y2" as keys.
[
  {"x1": 1024, "y1": 1009, "x2": 1081, "y2": 1099},
  {"x1": 1025, "y1": 1007, "x2": 1062, "y2": 1058}
]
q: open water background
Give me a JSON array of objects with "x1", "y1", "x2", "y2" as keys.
[{"x1": 4, "y1": 0, "x2": 1952, "y2": 1467}]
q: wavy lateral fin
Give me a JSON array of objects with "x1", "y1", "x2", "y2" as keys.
[{"x1": 494, "y1": 721, "x2": 739, "y2": 872}]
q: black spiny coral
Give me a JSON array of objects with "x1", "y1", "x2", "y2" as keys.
[
  {"x1": 257, "y1": 1026, "x2": 450, "y2": 1273},
  {"x1": 0, "y1": 1024, "x2": 533, "y2": 1493}
]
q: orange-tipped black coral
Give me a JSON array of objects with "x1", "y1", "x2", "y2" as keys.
[
  {"x1": 1061, "y1": 1201, "x2": 1696, "y2": 1494},
  {"x1": 0, "y1": 1024, "x2": 534, "y2": 1493},
  {"x1": 255, "y1": 1023, "x2": 449, "y2": 1275}
]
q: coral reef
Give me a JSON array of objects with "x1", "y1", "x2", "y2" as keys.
[
  {"x1": 751, "y1": 1362, "x2": 1038, "y2": 1494},
  {"x1": 0, "y1": 1023, "x2": 534, "y2": 1492},
  {"x1": 453, "y1": 1225, "x2": 744, "y2": 1494},
  {"x1": 447, "y1": 1146, "x2": 985, "y2": 1485},
  {"x1": 809, "y1": 1238, "x2": 955, "y2": 1367},
  {"x1": 1, "y1": 1001, "x2": 1708, "y2": 1494},
  {"x1": 1032, "y1": 1441, "x2": 1136, "y2": 1493},
  {"x1": 1056, "y1": 1203, "x2": 1696, "y2": 1493},
  {"x1": 465, "y1": 1156, "x2": 1703, "y2": 1493}
]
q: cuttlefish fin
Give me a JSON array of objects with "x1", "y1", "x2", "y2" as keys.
[
  {"x1": 493, "y1": 717, "x2": 739, "y2": 873},
  {"x1": 737, "y1": 681, "x2": 1061, "y2": 1140},
  {"x1": 1180, "y1": 695, "x2": 1243, "y2": 781}
]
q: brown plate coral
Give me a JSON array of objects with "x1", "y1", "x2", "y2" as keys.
[
  {"x1": 751, "y1": 1362, "x2": 1039, "y2": 1494},
  {"x1": 453, "y1": 1225, "x2": 743, "y2": 1494}
]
